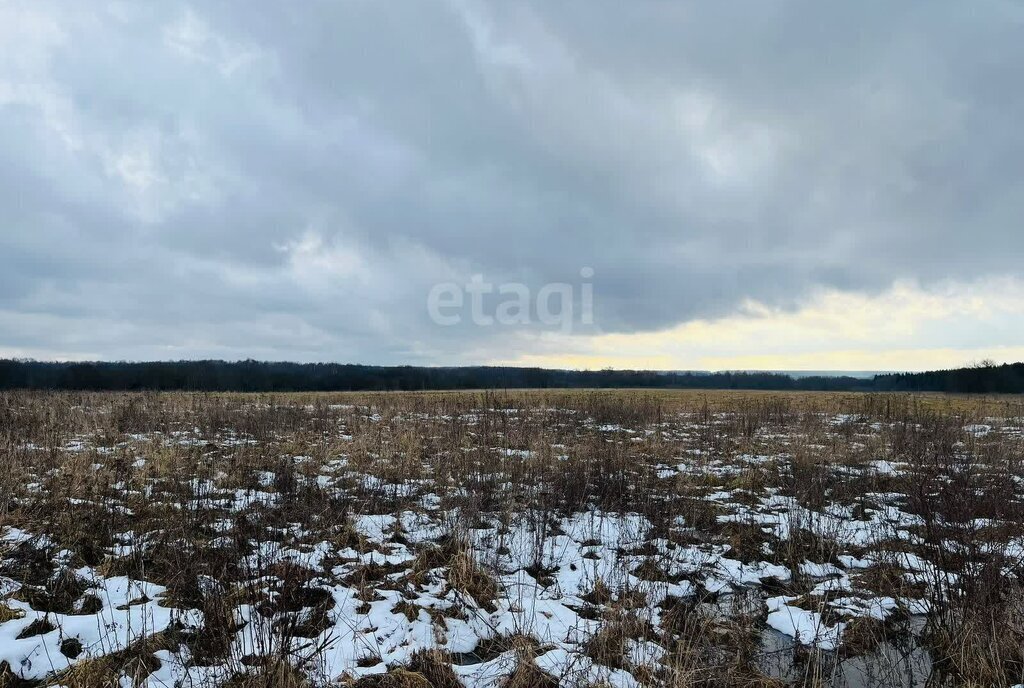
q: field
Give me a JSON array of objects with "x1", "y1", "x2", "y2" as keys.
[{"x1": 0, "y1": 390, "x2": 1022, "y2": 687}]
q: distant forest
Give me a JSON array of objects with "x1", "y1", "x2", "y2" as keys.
[{"x1": 1, "y1": 359, "x2": 1023, "y2": 394}]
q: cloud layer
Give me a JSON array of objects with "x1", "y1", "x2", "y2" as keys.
[{"x1": 2, "y1": 2, "x2": 1022, "y2": 368}]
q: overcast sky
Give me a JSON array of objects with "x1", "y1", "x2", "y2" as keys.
[{"x1": 2, "y1": 2, "x2": 1023, "y2": 371}]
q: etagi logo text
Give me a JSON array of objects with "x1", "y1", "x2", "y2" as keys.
[{"x1": 427, "y1": 268, "x2": 594, "y2": 332}]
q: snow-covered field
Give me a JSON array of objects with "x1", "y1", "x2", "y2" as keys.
[{"x1": 0, "y1": 391, "x2": 1021, "y2": 687}]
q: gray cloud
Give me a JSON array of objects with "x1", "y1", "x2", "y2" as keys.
[{"x1": 1, "y1": 1, "x2": 1022, "y2": 363}]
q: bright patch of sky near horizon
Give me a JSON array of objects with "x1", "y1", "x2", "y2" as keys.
[
  {"x1": 1, "y1": 2, "x2": 1022, "y2": 371},
  {"x1": 490, "y1": 278, "x2": 1024, "y2": 372}
]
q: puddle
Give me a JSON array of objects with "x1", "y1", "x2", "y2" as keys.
[{"x1": 758, "y1": 618, "x2": 932, "y2": 688}]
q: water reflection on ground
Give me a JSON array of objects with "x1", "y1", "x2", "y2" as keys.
[{"x1": 758, "y1": 621, "x2": 932, "y2": 688}]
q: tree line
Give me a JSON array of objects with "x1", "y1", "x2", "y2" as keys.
[{"x1": 0, "y1": 359, "x2": 1021, "y2": 394}]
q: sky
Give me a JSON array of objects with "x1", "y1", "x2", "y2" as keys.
[{"x1": 2, "y1": 1, "x2": 1023, "y2": 372}]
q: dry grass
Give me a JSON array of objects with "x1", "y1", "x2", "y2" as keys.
[{"x1": 0, "y1": 389, "x2": 1021, "y2": 686}]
